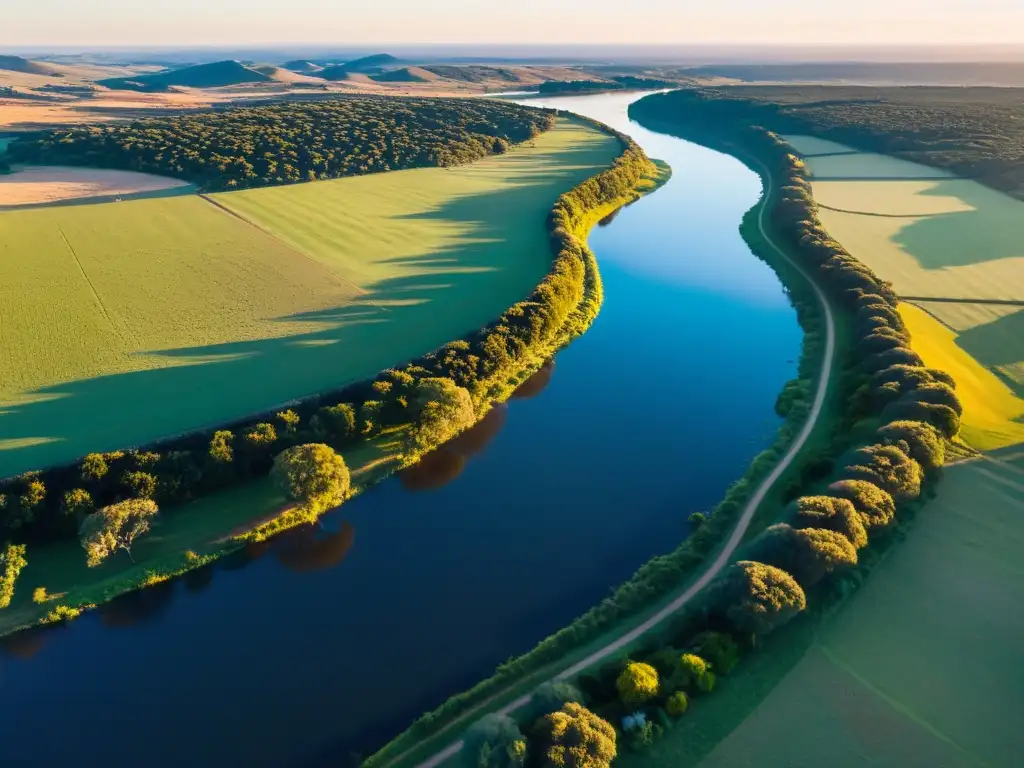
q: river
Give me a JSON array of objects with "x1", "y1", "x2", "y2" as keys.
[{"x1": 0, "y1": 92, "x2": 801, "y2": 766}]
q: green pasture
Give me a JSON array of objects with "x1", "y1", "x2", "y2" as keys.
[
  {"x1": 0, "y1": 116, "x2": 619, "y2": 477},
  {"x1": 621, "y1": 453, "x2": 1024, "y2": 768}
]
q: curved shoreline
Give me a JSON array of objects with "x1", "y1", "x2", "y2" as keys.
[
  {"x1": 0, "y1": 121, "x2": 666, "y2": 641},
  {"x1": 365, "y1": 115, "x2": 837, "y2": 768}
]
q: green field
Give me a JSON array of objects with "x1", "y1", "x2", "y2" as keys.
[
  {"x1": 687, "y1": 453, "x2": 1024, "y2": 768},
  {"x1": 782, "y1": 135, "x2": 1024, "y2": 451},
  {"x1": 0, "y1": 116, "x2": 620, "y2": 477}
]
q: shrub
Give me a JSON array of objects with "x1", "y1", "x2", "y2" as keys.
[
  {"x1": 32, "y1": 586, "x2": 48, "y2": 604},
  {"x1": 666, "y1": 691, "x2": 689, "y2": 716},
  {"x1": 528, "y1": 681, "x2": 583, "y2": 721},
  {"x1": 878, "y1": 420, "x2": 945, "y2": 471},
  {"x1": 81, "y1": 453, "x2": 109, "y2": 484},
  {"x1": 746, "y1": 523, "x2": 858, "y2": 587},
  {"x1": 789, "y1": 495, "x2": 867, "y2": 549},
  {"x1": 693, "y1": 631, "x2": 741, "y2": 675},
  {"x1": 271, "y1": 444, "x2": 350, "y2": 518},
  {"x1": 209, "y1": 430, "x2": 234, "y2": 464},
  {"x1": 0, "y1": 543, "x2": 28, "y2": 609},
  {"x1": 311, "y1": 403, "x2": 357, "y2": 442},
  {"x1": 276, "y1": 409, "x2": 301, "y2": 435},
  {"x1": 679, "y1": 653, "x2": 716, "y2": 692},
  {"x1": 462, "y1": 714, "x2": 526, "y2": 768},
  {"x1": 537, "y1": 703, "x2": 616, "y2": 768},
  {"x1": 62, "y1": 488, "x2": 95, "y2": 519},
  {"x1": 616, "y1": 662, "x2": 659, "y2": 705},
  {"x1": 715, "y1": 560, "x2": 806, "y2": 635},
  {"x1": 122, "y1": 471, "x2": 157, "y2": 499},
  {"x1": 244, "y1": 422, "x2": 277, "y2": 447}
]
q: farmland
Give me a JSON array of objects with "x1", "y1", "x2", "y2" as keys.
[
  {"x1": 685, "y1": 452, "x2": 1024, "y2": 768},
  {"x1": 785, "y1": 134, "x2": 1024, "y2": 450},
  {"x1": 0, "y1": 116, "x2": 621, "y2": 477}
]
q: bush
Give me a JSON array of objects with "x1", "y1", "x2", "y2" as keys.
[
  {"x1": 828, "y1": 479, "x2": 896, "y2": 529},
  {"x1": 122, "y1": 471, "x2": 157, "y2": 499},
  {"x1": 715, "y1": 561, "x2": 807, "y2": 635},
  {"x1": 311, "y1": 403, "x2": 357, "y2": 443},
  {"x1": 462, "y1": 714, "x2": 526, "y2": 768},
  {"x1": 666, "y1": 691, "x2": 689, "y2": 716},
  {"x1": 537, "y1": 703, "x2": 616, "y2": 768},
  {"x1": 79, "y1": 498, "x2": 159, "y2": 567},
  {"x1": 616, "y1": 662, "x2": 659, "y2": 706},
  {"x1": 32, "y1": 586, "x2": 48, "y2": 604},
  {"x1": 528, "y1": 681, "x2": 583, "y2": 721},
  {"x1": 209, "y1": 430, "x2": 234, "y2": 464},
  {"x1": 244, "y1": 422, "x2": 277, "y2": 447},
  {"x1": 81, "y1": 453, "x2": 109, "y2": 484},
  {"x1": 877, "y1": 420, "x2": 945, "y2": 471},
  {"x1": 62, "y1": 489, "x2": 95, "y2": 520},
  {"x1": 693, "y1": 631, "x2": 741, "y2": 675},
  {"x1": 679, "y1": 653, "x2": 716, "y2": 693},
  {"x1": 843, "y1": 443, "x2": 923, "y2": 502},
  {"x1": 271, "y1": 444, "x2": 350, "y2": 519},
  {"x1": 0, "y1": 543, "x2": 28, "y2": 609}
]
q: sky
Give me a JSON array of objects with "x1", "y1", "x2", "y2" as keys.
[{"x1": 4, "y1": 0, "x2": 1024, "y2": 47}]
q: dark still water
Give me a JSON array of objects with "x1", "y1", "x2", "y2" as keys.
[{"x1": 0, "y1": 93, "x2": 801, "y2": 766}]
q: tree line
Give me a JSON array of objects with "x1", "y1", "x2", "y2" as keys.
[
  {"x1": 370, "y1": 90, "x2": 969, "y2": 767},
  {"x1": 0, "y1": 117, "x2": 657, "y2": 614},
  {"x1": 5, "y1": 97, "x2": 557, "y2": 191}
]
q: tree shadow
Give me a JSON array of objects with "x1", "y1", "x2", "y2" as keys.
[
  {"x1": 956, "y1": 307, "x2": 1024, "y2": 398},
  {"x1": 0, "y1": 130, "x2": 612, "y2": 477},
  {"x1": 891, "y1": 179, "x2": 1024, "y2": 270}
]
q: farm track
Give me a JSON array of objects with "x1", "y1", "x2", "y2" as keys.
[
  {"x1": 400, "y1": 151, "x2": 838, "y2": 768},
  {"x1": 55, "y1": 220, "x2": 131, "y2": 345}
]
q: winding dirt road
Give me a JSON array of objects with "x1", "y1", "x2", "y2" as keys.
[{"x1": 405, "y1": 155, "x2": 838, "y2": 768}]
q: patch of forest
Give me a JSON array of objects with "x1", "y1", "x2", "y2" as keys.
[
  {"x1": 665, "y1": 85, "x2": 1024, "y2": 200},
  {"x1": 6, "y1": 96, "x2": 557, "y2": 191}
]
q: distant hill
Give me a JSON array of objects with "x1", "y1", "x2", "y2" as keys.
[
  {"x1": 370, "y1": 67, "x2": 437, "y2": 84},
  {"x1": 281, "y1": 60, "x2": 323, "y2": 74},
  {"x1": 316, "y1": 53, "x2": 402, "y2": 81},
  {"x1": 0, "y1": 55, "x2": 61, "y2": 77},
  {"x1": 422, "y1": 65, "x2": 521, "y2": 84},
  {"x1": 99, "y1": 60, "x2": 271, "y2": 91}
]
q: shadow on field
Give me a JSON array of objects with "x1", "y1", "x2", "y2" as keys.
[
  {"x1": 956, "y1": 307, "x2": 1024, "y2": 399},
  {"x1": 892, "y1": 179, "x2": 1024, "y2": 270},
  {"x1": 0, "y1": 136, "x2": 611, "y2": 477}
]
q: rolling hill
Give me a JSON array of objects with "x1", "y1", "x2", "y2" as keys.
[
  {"x1": 98, "y1": 60, "x2": 272, "y2": 91},
  {"x1": 316, "y1": 53, "x2": 403, "y2": 81},
  {"x1": 281, "y1": 60, "x2": 324, "y2": 74},
  {"x1": 370, "y1": 67, "x2": 437, "y2": 84},
  {"x1": 0, "y1": 55, "x2": 61, "y2": 77}
]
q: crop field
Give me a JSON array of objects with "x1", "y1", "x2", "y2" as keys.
[
  {"x1": 691, "y1": 452, "x2": 1024, "y2": 768},
  {"x1": 782, "y1": 135, "x2": 1024, "y2": 451},
  {"x1": 0, "y1": 116, "x2": 620, "y2": 476},
  {"x1": 0, "y1": 165, "x2": 194, "y2": 207}
]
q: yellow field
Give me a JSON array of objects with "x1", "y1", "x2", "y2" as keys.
[
  {"x1": 0, "y1": 117, "x2": 620, "y2": 476},
  {"x1": 900, "y1": 304, "x2": 1024, "y2": 451},
  {"x1": 698, "y1": 453, "x2": 1024, "y2": 768},
  {"x1": 783, "y1": 135, "x2": 1024, "y2": 451}
]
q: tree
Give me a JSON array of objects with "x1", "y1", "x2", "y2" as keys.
[
  {"x1": 79, "y1": 498, "x2": 158, "y2": 566},
  {"x1": 0, "y1": 543, "x2": 28, "y2": 609},
  {"x1": 404, "y1": 378, "x2": 476, "y2": 455},
  {"x1": 529, "y1": 681, "x2": 583, "y2": 720},
  {"x1": 844, "y1": 443, "x2": 923, "y2": 502},
  {"x1": 463, "y1": 714, "x2": 526, "y2": 768},
  {"x1": 122, "y1": 471, "x2": 157, "y2": 499},
  {"x1": 878, "y1": 420, "x2": 945, "y2": 471},
  {"x1": 271, "y1": 443, "x2": 350, "y2": 518},
  {"x1": 244, "y1": 422, "x2": 277, "y2": 447},
  {"x1": 828, "y1": 479, "x2": 896, "y2": 529},
  {"x1": 694, "y1": 631, "x2": 741, "y2": 675},
  {"x1": 745, "y1": 523, "x2": 858, "y2": 587},
  {"x1": 789, "y1": 495, "x2": 868, "y2": 549},
  {"x1": 276, "y1": 409, "x2": 301, "y2": 435},
  {"x1": 538, "y1": 703, "x2": 616, "y2": 768},
  {"x1": 81, "y1": 453, "x2": 109, "y2": 484},
  {"x1": 666, "y1": 691, "x2": 689, "y2": 716},
  {"x1": 716, "y1": 561, "x2": 806, "y2": 635},
  {"x1": 62, "y1": 488, "x2": 95, "y2": 520},
  {"x1": 616, "y1": 661, "x2": 659, "y2": 705},
  {"x1": 311, "y1": 403, "x2": 357, "y2": 442},
  {"x1": 209, "y1": 430, "x2": 234, "y2": 464},
  {"x1": 679, "y1": 653, "x2": 716, "y2": 692}
]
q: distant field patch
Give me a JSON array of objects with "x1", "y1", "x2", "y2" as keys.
[
  {"x1": 696, "y1": 453, "x2": 1024, "y2": 768},
  {"x1": 0, "y1": 166, "x2": 193, "y2": 207},
  {"x1": 900, "y1": 304, "x2": 1024, "y2": 451},
  {"x1": 780, "y1": 135, "x2": 860, "y2": 157},
  {"x1": 810, "y1": 179, "x2": 978, "y2": 216},
  {"x1": 0, "y1": 116, "x2": 619, "y2": 476}
]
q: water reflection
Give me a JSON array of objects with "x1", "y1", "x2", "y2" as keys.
[
  {"x1": 510, "y1": 360, "x2": 555, "y2": 400},
  {"x1": 0, "y1": 624, "x2": 54, "y2": 660},
  {"x1": 598, "y1": 208, "x2": 621, "y2": 227},
  {"x1": 275, "y1": 521, "x2": 355, "y2": 574},
  {"x1": 99, "y1": 578, "x2": 177, "y2": 628},
  {"x1": 400, "y1": 403, "x2": 510, "y2": 492}
]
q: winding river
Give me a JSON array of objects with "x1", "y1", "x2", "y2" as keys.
[{"x1": 0, "y1": 93, "x2": 801, "y2": 766}]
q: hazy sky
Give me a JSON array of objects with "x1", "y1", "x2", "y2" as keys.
[{"x1": 5, "y1": 0, "x2": 1024, "y2": 47}]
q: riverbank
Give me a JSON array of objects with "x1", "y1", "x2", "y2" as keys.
[
  {"x1": 362, "y1": 98, "x2": 845, "y2": 768},
  {"x1": 0, "y1": 123, "x2": 668, "y2": 641}
]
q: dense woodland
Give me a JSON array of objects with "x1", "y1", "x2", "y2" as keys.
[
  {"x1": 537, "y1": 77, "x2": 674, "y2": 95},
  {"x1": 6, "y1": 97, "x2": 557, "y2": 190},
  {"x1": 657, "y1": 85, "x2": 1024, "y2": 200}
]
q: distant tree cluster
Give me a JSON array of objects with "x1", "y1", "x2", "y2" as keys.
[
  {"x1": 537, "y1": 77, "x2": 674, "y2": 96},
  {"x1": 7, "y1": 97, "x2": 557, "y2": 191}
]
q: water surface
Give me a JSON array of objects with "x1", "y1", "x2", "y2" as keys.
[{"x1": 0, "y1": 92, "x2": 801, "y2": 766}]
